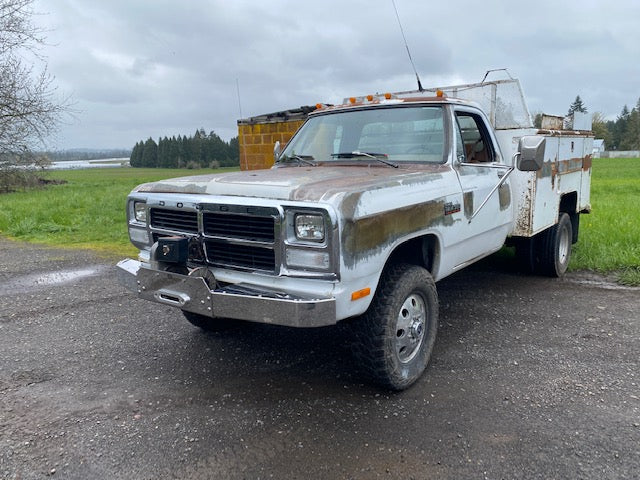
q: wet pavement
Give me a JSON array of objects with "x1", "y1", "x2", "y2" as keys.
[{"x1": 0, "y1": 237, "x2": 638, "y2": 479}]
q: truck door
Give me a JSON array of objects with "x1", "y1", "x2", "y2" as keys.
[{"x1": 449, "y1": 108, "x2": 514, "y2": 268}]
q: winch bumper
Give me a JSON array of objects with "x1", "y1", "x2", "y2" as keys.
[{"x1": 116, "y1": 259, "x2": 337, "y2": 328}]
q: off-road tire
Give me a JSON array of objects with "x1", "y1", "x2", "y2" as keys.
[
  {"x1": 536, "y1": 212, "x2": 573, "y2": 277},
  {"x1": 514, "y1": 237, "x2": 537, "y2": 273},
  {"x1": 353, "y1": 263, "x2": 438, "y2": 391},
  {"x1": 182, "y1": 311, "x2": 237, "y2": 332}
]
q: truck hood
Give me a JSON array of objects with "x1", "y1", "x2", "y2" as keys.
[{"x1": 133, "y1": 165, "x2": 451, "y2": 204}]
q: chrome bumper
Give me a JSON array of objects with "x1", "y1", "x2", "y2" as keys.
[{"x1": 116, "y1": 259, "x2": 337, "y2": 328}]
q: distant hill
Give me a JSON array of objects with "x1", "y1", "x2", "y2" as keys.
[{"x1": 44, "y1": 149, "x2": 132, "y2": 162}]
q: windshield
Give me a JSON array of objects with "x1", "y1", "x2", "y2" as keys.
[{"x1": 280, "y1": 105, "x2": 446, "y2": 164}]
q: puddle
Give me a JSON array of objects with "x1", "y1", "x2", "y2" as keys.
[{"x1": 0, "y1": 266, "x2": 106, "y2": 294}]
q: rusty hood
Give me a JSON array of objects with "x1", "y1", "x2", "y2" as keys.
[{"x1": 133, "y1": 164, "x2": 451, "y2": 204}]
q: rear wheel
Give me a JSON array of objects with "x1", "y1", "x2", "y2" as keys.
[
  {"x1": 354, "y1": 263, "x2": 438, "y2": 391},
  {"x1": 535, "y1": 213, "x2": 573, "y2": 277}
]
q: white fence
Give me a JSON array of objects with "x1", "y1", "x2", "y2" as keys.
[{"x1": 600, "y1": 151, "x2": 640, "y2": 158}]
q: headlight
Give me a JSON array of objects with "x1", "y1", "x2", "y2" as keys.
[
  {"x1": 134, "y1": 201, "x2": 147, "y2": 223},
  {"x1": 294, "y1": 214, "x2": 325, "y2": 242}
]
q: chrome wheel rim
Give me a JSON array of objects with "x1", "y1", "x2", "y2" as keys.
[
  {"x1": 558, "y1": 225, "x2": 570, "y2": 265},
  {"x1": 395, "y1": 293, "x2": 427, "y2": 363}
]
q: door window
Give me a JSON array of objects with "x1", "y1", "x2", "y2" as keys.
[{"x1": 455, "y1": 112, "x2": 494, "y2": 163}]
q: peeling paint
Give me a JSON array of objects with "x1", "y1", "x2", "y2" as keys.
[{"x1": 342, "y1": 200, "x2": 445, "y2": 265}]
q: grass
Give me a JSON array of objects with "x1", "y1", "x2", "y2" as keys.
[
  {"x1": 0, "y1": 167, "x2": 233, "y2": 259},
  {"x1": 0, "y1": 160, "x2": 638, "y2": 284},
  {"x1": 569, "y1": 158, "x2": 640, "y2": 285}
]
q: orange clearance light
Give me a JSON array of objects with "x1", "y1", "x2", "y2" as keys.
[
  {"x1": 316, "y1": 103, "x2": 323, "y2": 109},
  {"x1": 351, "y1": 287, "x2": 371, "y2": 301},
  {"x1": 349, "y1": 97, "x2": 357, "y2": 104},
  {"x1": 384, "y1": 92, "x2": 392, "y2": 100},
  {"x1": 366, "y1": 94, "x2": 374, "y2": 101},
  {"x1": 436, "y1": 89, "x2": 444, "y2": 97}
]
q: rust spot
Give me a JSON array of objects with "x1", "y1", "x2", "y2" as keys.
[
  {"x1": 536, "y1": 129, "x2": 595, "y2": 137},
  {"x1": 343, "y1": 200, "x2": 445, "y2": 258},
  {"x1": 582, "y1": 155, "x2": 592, "y2": 171}
]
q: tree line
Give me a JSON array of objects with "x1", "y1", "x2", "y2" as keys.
[
  {"x1": 46, "y1": 149, "x2": 131, "y2": 162},
  {"x1": 538, "y1": 95, "x2": 640, "y2": 151},
  {"x1": 593, "y1": 100, "x2": 640, "y2": 151},
  {"x1": 130, "y1": 129, "x2": 239, "y2": 169}
]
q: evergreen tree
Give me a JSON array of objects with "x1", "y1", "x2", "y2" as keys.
[
  {"x1": 129, "y1": 141, "x2": 142, "y2": 167},
  {"x1": 620, "y1": 102, "x2": 640, "y2": 150},
  {"x1": 130, "y1": 130, "x2": 239, "y2": 168},
  {"x1": 141, "y1": 138, "x2": 158, "y2": 167},
  {"x1": 567, "y1": 95, "x2": 588, "y2": 116}
]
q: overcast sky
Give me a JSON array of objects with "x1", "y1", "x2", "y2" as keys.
[{"x1": 32, "y1": 0, "x2": 640, "y2": 150}]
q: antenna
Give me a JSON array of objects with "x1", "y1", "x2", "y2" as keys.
[
  {"x1": 391, "y1": 0, "x2": 423, "y2": 92},
  {"x1": 235, "y1": 78, "x2": 243, "y2": 119}
]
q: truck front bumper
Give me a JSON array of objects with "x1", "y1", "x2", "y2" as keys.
[{"x1": 116, "y1": 259, "x2": 337, "y2": 328}]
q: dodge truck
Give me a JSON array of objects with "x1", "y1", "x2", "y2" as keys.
[{"x1": 117, "y1": 78, "x2": 593, "y2": 390}]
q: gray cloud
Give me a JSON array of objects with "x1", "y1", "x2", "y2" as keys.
[{"x1": 33, "y1": 0, "x2": 640, "y2": 149}]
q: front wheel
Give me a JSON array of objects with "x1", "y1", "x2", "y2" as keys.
[{"x1": 354, "y1": 263, "x2": 439, "y2": 391}]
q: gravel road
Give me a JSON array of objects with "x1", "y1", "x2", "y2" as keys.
[{"x1": 0, "y1": 237, "x2": 638, "y2": 479}]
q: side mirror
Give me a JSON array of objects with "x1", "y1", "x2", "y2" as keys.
[
  {"x1": 516, "y1": 136, "x2": 545, "y2": 171},
  {"x1": 273, "y1": 141, "x2": 281, "y2": 162}
]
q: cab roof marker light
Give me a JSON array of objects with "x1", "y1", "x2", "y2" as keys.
[{"x1": 436, "y1": 89, "x2": 445, "y2": 97}]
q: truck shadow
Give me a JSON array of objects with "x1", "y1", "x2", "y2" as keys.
[{"x1": 172, "y1": 250, "x2": 533, "y2": 393}]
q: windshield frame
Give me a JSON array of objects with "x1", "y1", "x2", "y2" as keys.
[{"x1": 279, "y1": 103, "x2": 450, "y2": 166}]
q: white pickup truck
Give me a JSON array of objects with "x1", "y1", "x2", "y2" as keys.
[{"x1": 117, "y1": 78, "x2": 592, "y2": 390}]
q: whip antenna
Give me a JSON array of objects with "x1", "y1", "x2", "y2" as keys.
[
  {"x1": 391, "y1": 0, "x2": 423, "y2": 92},
  {"x1": 236, "y1": 78, "x2": 243, "y2": 119}
]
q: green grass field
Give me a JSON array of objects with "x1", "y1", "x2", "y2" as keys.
[
  {"x1": 0, "y1": 167, "x2": 231, "y2": 258},
  {"x1": 0, "y1": 160, "x2": 638, "y2": 284},
  {"x1": 570, "y1": 158, "x2": 640, "y2": 285}
]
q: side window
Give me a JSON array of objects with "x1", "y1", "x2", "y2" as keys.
[
  {"x1": 455, "y1": 112, "x2": 494, "y2": 163},
  {"x1": 454, "y1": 118, "x2": 466, "y2": 162}
]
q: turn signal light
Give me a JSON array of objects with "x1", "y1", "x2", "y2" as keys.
[{"x1": 351, "y1": 288, "x2": 371, "y2": 301}]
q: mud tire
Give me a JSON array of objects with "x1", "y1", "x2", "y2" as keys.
[
  {"x1": 536, "y1": 212, "x2": 573, "y2": 277},
  {"x1": 354, "y1": 263, "x2": 438, "y2": 391}
]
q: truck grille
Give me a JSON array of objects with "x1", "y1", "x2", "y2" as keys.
[
  {"x1": 149, "y1": 206, "x2": 278, "y2": 273},
  {"x1": 204, "y1": 239, "x2": 276, "y2": 271},
  {"x1": 203, "y1": 212, "x2": 274, "y2": 242},
  {"x1": 150, "y1": 208, "x2": 198, "y2": 234}
]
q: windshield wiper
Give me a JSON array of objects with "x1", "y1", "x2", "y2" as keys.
[
  {"x1": 331, "y1": 151, "x2": 398, "y2": 168},
  {"x1": 277, "y1": 154, "x2": 317, "y2": 166}
]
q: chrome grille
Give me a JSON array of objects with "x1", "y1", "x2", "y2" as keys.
[
  {"x1": 150, "y1": 209, "x2": 198, "y2": 233},
  {"x1": 203, "y1": 212, "x2": 274, "y2": 242},
  {"x1": 204, "y1": 239, "x2": 276, "y2": 272},
  {"x1": 149, "y1": 205, "x2": 278, "y2": 273}
]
